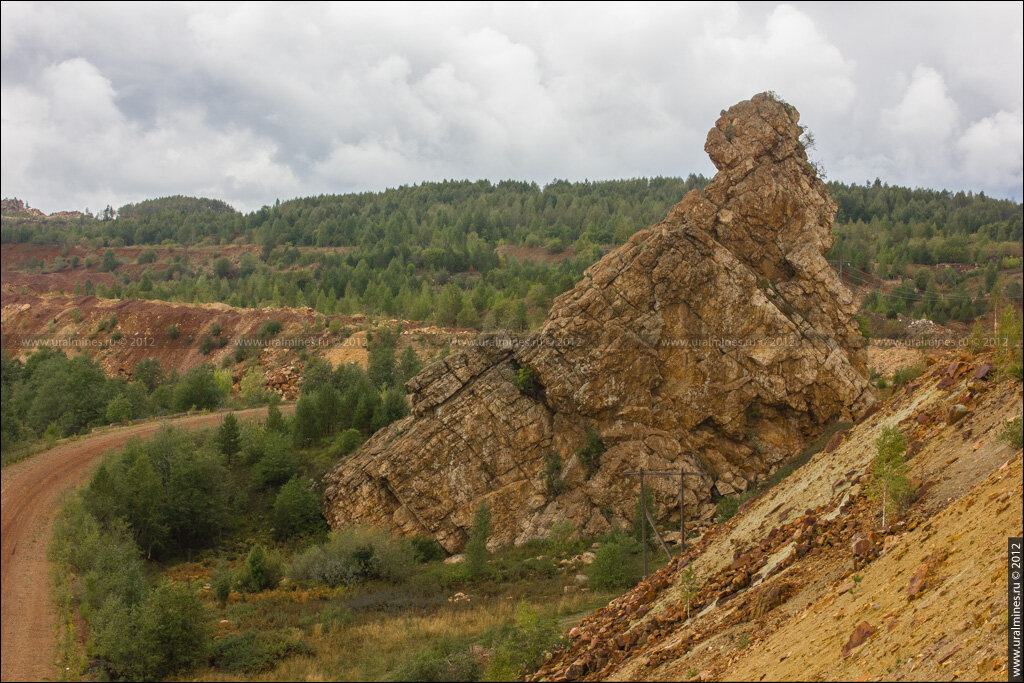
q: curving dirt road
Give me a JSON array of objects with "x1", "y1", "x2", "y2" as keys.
[{"x1": 1, "y1": 406, "x2": 290, "y2": 682}]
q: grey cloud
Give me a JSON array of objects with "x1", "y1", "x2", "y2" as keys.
[{"x1": 1, "y1": 1, "x2": 1021, "y2": 214}]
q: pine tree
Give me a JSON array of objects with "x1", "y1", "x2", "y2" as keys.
[
  {"x1": 217, "y1": 412, "x2": 241, "y2": 465},
  {"x1": 465, "y1": 502, "x2": 491, "y2": 578},
  {"x1": 868, "y1": 426, "x2": 911, "y2": 528}
]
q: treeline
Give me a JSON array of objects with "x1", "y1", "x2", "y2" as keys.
[
  {"x1": 827, "y1": 180, "x2": 1022, "y2": 274},
  {"x1": 0, "y1": 350, "x2": 234, "y2": 459},
  {"x1": 3, "y1": 178, "x2": 1020, "y2": 330}
]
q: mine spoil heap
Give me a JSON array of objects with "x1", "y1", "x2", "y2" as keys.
[{"x1": 323, "y1": 93, "x2": 875, "y2": 552}]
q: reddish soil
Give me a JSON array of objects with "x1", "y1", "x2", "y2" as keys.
[
  {"x1": 496, "y1": 244, "x2": 579, "y2": 264},
  {"x1": 0, "y1": 406, "x2": 292, "y2": 682}
]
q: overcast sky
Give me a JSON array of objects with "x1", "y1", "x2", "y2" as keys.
[{"x1": 2, "y1": 1, "x2": 1022, "y2": 214}]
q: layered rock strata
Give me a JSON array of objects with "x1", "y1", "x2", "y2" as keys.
[{"x1": 323, "y1": 93, "x2": 875, "y2": 551}]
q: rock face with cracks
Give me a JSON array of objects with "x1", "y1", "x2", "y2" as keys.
[{"x1": 322, "y1": 93, "x2": 875, "y2": 552}]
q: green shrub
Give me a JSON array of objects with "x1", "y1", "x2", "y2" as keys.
[
  {"x1": 891, "y1": 363, "x2": 924, "y2": 388},
  {"x1": 93, "y1": 582, "x2": 209, "y2": 681},
  {"x1": 676, "y1": 565, "x2": 700, "y2": 619},
  {"x1": 171, "y1": 364, "x2": 225, "y2": 411},
  {"x1": 50, "y1": 502, "x2": 148, "y2": 615},
  {"x1": 542, "y1": 452, "x2": 565, "y2": 497},
  {"x1": 390, "y1": 636, "x2": 482, "y2": 682},
  {"x1": 515, "y1": 366, "x2": 539, "y2": 396},
  {"x1": 256, "y1": 320, "x2": 283, "y2": 339},
  {"x1": 290, "y1": 527, "x2": 416, "y2": 587},
  {"x1": 82, "y1": 428, "x2": 231, "y2": 559},
  {"x1": 575, "y1": 430, "x2": 605, "y2": 480},
  {"x1": 330, "y1": 428, "x2": 367, "y2": 457},
  {"x1": 166, "y1": 323, "x2": 179, "y2": 340},
  {"x1": 199, "y1": 334, "x2": 216, "y2": 355},
  {"x1": 409, "y1": 535, "x2": 446, "y2": 563},
  {"x1": 485, "y1": 601, "x2": 563, "y2": 681},
  {"x1": 271, "y1": 478, "x2": 327, "y2": 540},
  {"x1": 238, "y1": 545, "x2": 284, "y2": 593},
  {"x1": 589, "y1": 532, "x2": 641, "y2": 590},
  {"x1": 998, "y1": 416, "x2": 1023, "y2": 449},
  {"x1": 105, "y1": 395, "x2": 133, "y2": 424},
  {"x1": 544, "y1": 520, "x2": 578, "y2": 557},
  {"x1": 210, "y1": 630, "x2": 314, "y2": 674}
]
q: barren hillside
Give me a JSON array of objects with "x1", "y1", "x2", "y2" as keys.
[{"x1": 531, "y1": 347, "x2": 1022, "y2": 682}]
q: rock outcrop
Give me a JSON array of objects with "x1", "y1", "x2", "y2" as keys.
[{"x1": 322, "y1": 93, "x2": 875, "y2": 551}]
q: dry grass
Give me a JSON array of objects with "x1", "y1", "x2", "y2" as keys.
[{"x1": 191, "y1": 590, "x2": 609, "y2": 682}]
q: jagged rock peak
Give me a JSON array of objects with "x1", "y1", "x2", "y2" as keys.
[{"x1": 322, "y1": 92, "x2": 875, "y2": 552}]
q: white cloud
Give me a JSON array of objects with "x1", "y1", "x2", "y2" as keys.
[
  {"x1": 956, "y1": 110, "x2": 1024, "y2": 190},
  {"x1": 1, "y1": 2, "x2": 1021, "y2": 212},
  {"x1": 880, "y1": 66, "x2": 960, "y2": 176}
]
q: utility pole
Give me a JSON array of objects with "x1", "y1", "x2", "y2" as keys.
[{"x1": 625, "y1": 467, "x2": 703, "y2": 578}]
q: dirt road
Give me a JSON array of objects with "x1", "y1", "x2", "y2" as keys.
[{"x1": 0, "y1": 406, "x2": 290, "y2": 682}]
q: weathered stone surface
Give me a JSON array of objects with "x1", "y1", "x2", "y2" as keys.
[
  {"x1": 322, "y1": 93, "x2": 875, "y2": 551},
  {"x1": 841, "y1": 621, "x2": 874, "y2": 657}
]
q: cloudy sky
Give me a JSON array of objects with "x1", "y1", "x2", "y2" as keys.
[{"x1": 2, "y1": 1, "x2": 1022, "y2": 214}]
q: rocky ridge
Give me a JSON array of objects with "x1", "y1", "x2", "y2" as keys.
[{"x1": 323, "y1": 93, "x2": 876, "y2": 551}]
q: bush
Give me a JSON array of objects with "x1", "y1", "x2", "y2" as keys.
[
  {"x1": 575, "y1": 430, "x2": 605, "y2": 480},
  {"x1": 514, "y1": 366, "x2": 540, "y2": 396},
  {"x1": 485, "y1": 601, "x2": 563, "y2": 681},
  {"x1": 998, "y1": 416, "x2": 1023, "y2": 449},
  {"x1": 138, "y1": 582, "x2": 209, "y2": 676},
  {"x1": 589, "y1": 532, "x2": 641, "y2": 590},
  {"x1": 390, "y1": 636, "x2": 482, "y2": 682},
  {"x1": 409, "y1": 535, "x2": 446, "y2": 563},
  {"x1": 330, "y1": 428, "x2": 366, "y2": 458},
  {"x1": 239, "y1": 367, "x2": 268, "y2": 406},
  {"x1": 891, "y1": 363, "x2": 924, "y2": 388},
  {"x1": 271, "y1": 478, "x2": 327, "y2": 540},
  {"x1": 677, "y1": 565, "x2": 700, "y2": 619},
  {"x1": 238, "y1": 544, "x2": 284, "y2": 593},
  {"x1": 542, "y1": 451, "x2": 565, "y2": 497},
  {"x1": 105, "y1": 395, "x2": 133, "y2": 424},
  {"x1": 199, "y1": 334, "x2": 216, "y2": 355},
  {"x1": 50, "y1": 502, "x2": 148, "y2": 615},
  {"x1": 166, "y1": 323, "x2": 179, "y2": 340},
  {"x1": 171, "y1": 364, "x2": 225, "y2": 411},
  {"x1": 544, "y1": 520, "x2": 578, "y2": 557},
  {"x1": 290, "y1": 527, "x2": 416, "y2": 587},
  {"x1": 93, "y1": 582, "x2": 208, "y2": 681},
  {"x1": 82, "y1": 427, "x2": 231, "y2": 559},
  {"x1": 256, "y1": 320, "x2": 283, "y2": 339},
  {"x1": 210, "y1": 630, "x2": 314, "y2": 674}
]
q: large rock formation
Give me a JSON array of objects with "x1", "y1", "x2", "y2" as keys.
[{"x1": 322, "y1": 93, "x2": 875, "y2": 551}]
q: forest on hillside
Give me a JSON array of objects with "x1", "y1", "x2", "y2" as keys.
[{"x1": 2, "y1": 177, "x2": 1021, "y2": 329}]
